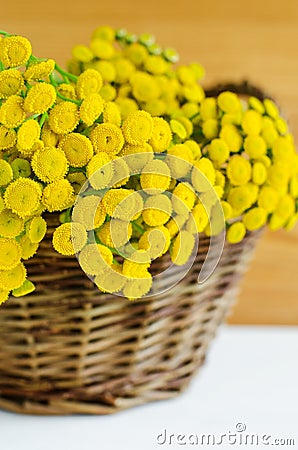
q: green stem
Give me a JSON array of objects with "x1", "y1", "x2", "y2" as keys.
[
  {"x1": 54, "y1": 63, "x2": 78, "y2": 82},
  {"x1": 56, "y1": 91, "x2": 81, "y2": 105},
  {"x1": 190, "y1": 111, "x2": 200, "y2": 121},
  {"x1": 0, "y1": 30, "x2": 10, "y2": 36},
  {"x1": 39, "y1": 112, "x2": 48, "y2": 128},
  {"x1": 49, "y1": 73, "x2": 58, "y2": 87},
  {"x1": 132, "y1": 221, "x2": 145, "y2": 234}
]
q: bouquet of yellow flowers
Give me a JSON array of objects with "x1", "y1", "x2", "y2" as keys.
[{"x1": 0, "y1": 26, "x2": 297, "y2": 305}]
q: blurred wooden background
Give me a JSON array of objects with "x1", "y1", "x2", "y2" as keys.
[{"x1": 1, "y1": 0, "x2": 297, "y2": 324}]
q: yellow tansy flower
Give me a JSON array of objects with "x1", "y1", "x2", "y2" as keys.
[
  {"x1": 72, "y1": 195, "x2": 106, "y2": 231},
  {"x1": 138, "y1": 225, "x2": 171, "y2": 259},
  {"x1": 90, "y1": 38, "x2": 115, "y2": 59},
  {"x1": 76, "y1": 68, "x2": 103, "y2": 99},
  {"x1": 12, "y1": 279, "x2": 35, "y2": 297},
  {"x1": 86, "y1": 152, "x2": 114, "y2": 189},
  {"x1": 220, "y1": 124, "x2": 243, "y2": 152},
  {"x1": 24, "y1": 59, "x2": 55, "y2": 81},
  {"x1": 0, "y1": 209, "x2": 24, "y2": 237},
  {"x1": 0, "y1": 35, "x2": 32, "y2": 67},
  {"x1": 79, "y1": 243, "x2": 113, "y2": 275},
  {"x1": 97, "y1": 219, "x2": 132, "y2": 248},
  {"x1": 208, "y1": 138, "x2": 230, "y2": 166},
  {"x1": 0, "y1": 95, "x2": 25, "y2": 128},
  {"x1": 24, "y1": 83, "x2": 56, "y2": 114},
  {"x1": 226, "y1": 221, "x2": 246, "y2": 244},
  {"x1": 95, "y1": 264, "x2": 126, "y2": 294},
  {"x1": 52, "y1": 222, "x2": 87, "y2": 256},
  {"x1": 143, "y1": 193, "x2": 172, "y2": 226},
  {"x1": 122, "y1": 110, "x2": 153, "y2": 145},
  {"x1": 17, "y1": 119, "x2": 41, "y2": 151},
  {"x1": 140, "y1": 159, "x2": 171, "y2": 194},
  {"x1": 0, "y1": 237, "x2": 22, "y2": 270},
  {"x1": 0, "y1": 262, "x2": 26, "y2": 290},
  {"x1": 120, "y1": 142, "x2": 153, "y2": 172},
  {"x1": 226, "y1": 155, "x2": 252, "y2": 186},
  {"x1": 149, "y1": 117, "x2": 172, "y2": 152},
  {"x1": 27, "y1": 216, "x2": 47, "y2": 243},
  {"x1": 0, "y1": 69, "x2": 24, "y2": 99},
  {"x1": 171, "y1": 230, "x2": 195, "y2": 266},
  {"x1": 0, "y1": 288, "x2": 10, "y2": 305},
  {"x1": 72, "y1": 45, "x2": 93, "y2": 63},
  {"x1": 4, "y1": 177, "x2": 42, "y2": 218},
  {"x1": 79, "y1": 93, "x2": 105, "y2": 126},
  {"x1": 130, "y1": 71, "x2": 160, "y2": 102},
  {"x1": 90, "y1": 122, "x2": 124, "y2": 155},
  {"x1": 218, "y1": 91, "x2": 241, "y2": 113},
  {"x1": 102, "y1": 189, "x2": 143, "y2": 221},
  {"x1": 123, "y1": 275, "x2": 152, "y2": 300},
  {"x1": 59, "y1": 133, "x2": 94, "y2": 168},
  {"x1": 42, "y1": 179, "x2": 74, "y2": 212},
  {"x1": 244, "y1": 135, "x2": 267, "y2": 159},
  {"x1": 0, "y1": 125, "x2": 16, "y2": 150},
  {"x1": 242, "y1": 109, "x2": 262, "y2": 135},
  {"x1": 103, "y1": 101, "x2": 121, "y2": 126},
  {"x1": 31, "y1": 146, "x2": 68, "y2": 183},
  {"x1": 0, "y1": 160, "x2": 13, "y2": 186},
  {"x1": 172, "y1": 182, "x2": 196, "y2": 215},
  {"x1": 48, "y1": 101, "x2": 79, "y2": 135},
  {"x1": 166, "y1": 144, "x2": 193, "y2": 178},
  {"x1": 243, "y1": 207, "x2": 267, "y2": 231}
]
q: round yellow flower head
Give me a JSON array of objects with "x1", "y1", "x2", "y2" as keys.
[
  {"x1": 52, "y1": 222, "x2": 87, "y2": 256},
  {"x1": 17, "y1": 119, "x2": 40, "y2": 151},
  {"x1": 0, "y1": 125, "x2": 16, "y2": 150},
  {"x1": 48, "y1": 101, "x2": 79, "y2": 135},
  {"x1": 252, "y1": 161, "x2": 267, "y2": 185},
  {"x1": 79, "y1": 93, "x2": 105, "y2": 126},
  {"x1": 171, "y1": 229, "x2": 195, "y2": 266},
  {"x1": 0, "y1": 209, "x2": 24, "y2": 237},
  {"x1": 172, "y1": 182, "x2": 196, "y2": 215},
  {"x1": 220, "y1": 124, "x2": 243, "y2": 153},
  {"x1": 11, "y1": 158, "x2": 31, "y2": 179},
  {"x1": 20, "y1": 235, "x2": 39, "y2": 260},
  {"x1": 78, "y1": 243, "x2": 113, "y2": 276},
  {"x1": 0, "y1": 160, "x2": 13, "y2": 186},
  {"x1": 248, "y1": 96, "x2": 265, "y2": 114},
  {"x1": 4, "y1": 177, "x2": 42, "y2": 218},
  {"x1": 192, "y1": 158, "x2": 216, "y2": 192},
  {"x1": 149, "y1": 117, "x2": 172, "y2": 152},
  {"x1": 227, "y1": 221, "x2": 246, "y2": 244},
  {"x1": 130, "y1": 71, "x2": 160, "y2": 102},
  {"x1": 0, "y1": 237, "x2": 22, "y2": 270},
  {"x1": 123, "y1": 275, "x2": 153, "y2": 300},
  {"x1": 100, "y1": 84, "x2": 117, "y2": 102},
  {"x1": 0, "y1": 35, "x2": 32, "y2": 67},
  {"x1": 90, "y1": 60, "x2": 116, "y2": 83},
  {"x1": 103, "y1": 189, "x2": 143, "y2": 221},
  {"x1": 138, "y1": 225, "x2": 171, "y2": 259},
  {"x1": 0, "y1": 95, "x2": 25, "y2": 128},
  {"x1": 86, "y1": 152, "x2": 114, "y2": 189},
  {"x1": 90, "y1": 123, "x2": 124, "y2": 155},
  {"x1": 95, "y1": 264, "x2": 126, "y2": 294},
  {"x1": 42, "y1": 179, "x2": 74, "y2": 212},
  {"x1": 0, "y1": 69, "x2": 24, "y2": 99},
  {"x1": 24, "y1": 59, "x2": 55, "y2": 81},
  {"x1": 264, "y1": 98, "x2": 279, "y2": 119},
  {"x1": 124, "y1": 42, "x2": 148, "y2": 66},
  {"x1": 227, "y1": 185, "x2": 255, "y2": 213},
  {"x1": 120, "y1": 142, "x2": 153, "y2": 172},
  {"x1": 90, "y1": 39, "x2": 115, "y2": 59},
  {"x1": 143, "y1": 193, "x2": 172, "y2": 227},
  {"x1": 116, "y1": 97, "x2": 139, "y2": 120},
  {"x1": 103, "y1": 101, "x2": 121, "y2": 127},
  {"x1": 31, "y1": 146, "x2": 68, "y2": 183},
  {"x1": 114, "y1": 58, "x2": 136, "y2": 84},
  {"x1": 186, "y1": 202, "x2": 209, "y2": 234},
  {"x1": 208, "y1": 138, "x2": 230, "y2": 167},
  {"x1": 0, "y1": 262, "x2": 26, "y2": 290},
  {"x1": 122, "y1": 110, "x2": 154, "y2": 145},
  {"x1": 244, "y1": 135, "x2": 267, "y2": 159},
  {"x1": 218, "y1": 91, "x2": 241, "y2": 114},
  {"x1": 57, "y1": 83, "x2": 77, "y2": 101},
  {"x1": 72, "y1": 45, "x2": 93, "y2": 63},
  {"x1": 72, "y1": 195, "x2": 106, "y2": 231},
  {"x1": 76, "y1": 69, "x2": 103, "y2": 99},
  {"x1": 97, "y1": 219, "x2": 132, "y2": 248},
  {"x1": 200, "y1": 97, "x2": 217, "y2": 120},
  {"x1": 110, "y1": 156, "x2": 130, "y2": 187},
  {"x1": 27, "y1": 216, "x2": 47, "y2": 243},
  {"x1": 59, "y1": 133, "x2": 94, "y2": 168},
  {"x1": 242, "y1": 109, "x2": 262, "y2": 135},
  {"x1": 24, "y1": 82, "x2": 57, "y2": 114},
  {"x1": 226, "y1": 155, "x2": 252, "y2": 186},
  {"x1": 243, "y1": 207, "x2": 267, "y2": 231},
  {"x1": 140, "y1": 159, "x2": 171, "y2": 194},
  {"x1": 166, "y1": 144, "x2": 193, "y2": 179},
  {"x1": 67, "y1": 172, "x2": 87, "y2": 195}
]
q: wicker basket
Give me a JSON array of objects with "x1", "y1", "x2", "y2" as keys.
[{"x1": 0, "y1": 212, "x2": 260, "y2": 415}]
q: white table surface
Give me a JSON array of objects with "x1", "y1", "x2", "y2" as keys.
[{"x1": 1, "y1": 325, "x2": 297, "y2": 450}]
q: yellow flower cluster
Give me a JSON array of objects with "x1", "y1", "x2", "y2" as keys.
[{"x1": 0, "y1": 28, "x2": 297, "y2": 305}]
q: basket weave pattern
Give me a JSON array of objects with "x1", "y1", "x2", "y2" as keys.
[{"x1": 0, "y1": 214, "x2": 259, "y2": 415}]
